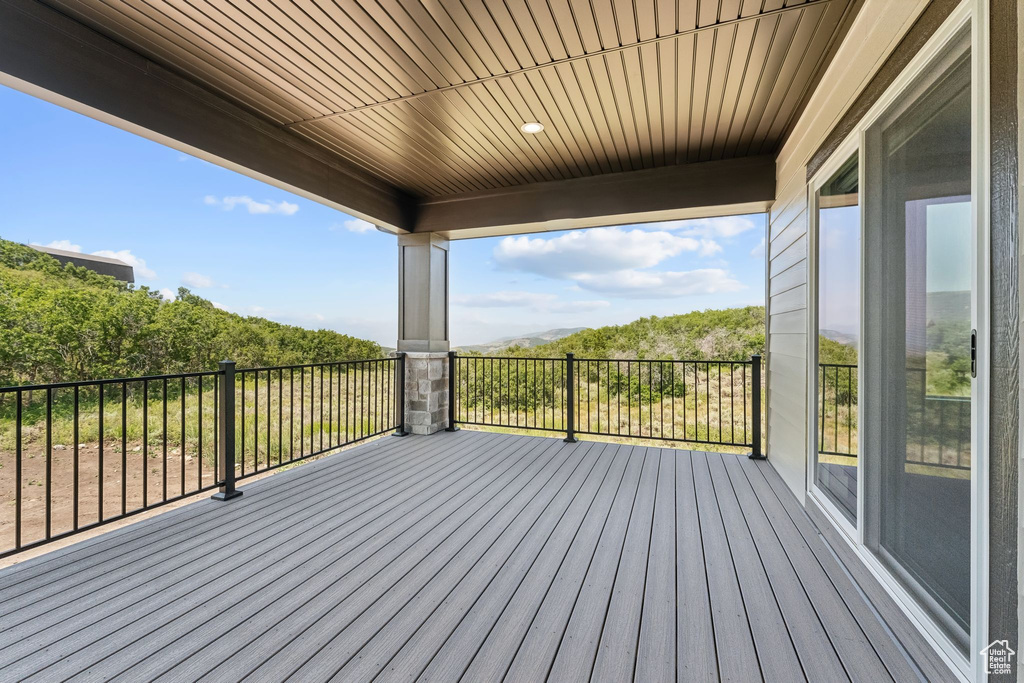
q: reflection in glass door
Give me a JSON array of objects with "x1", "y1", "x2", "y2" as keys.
[
  {"x1": 868, "y1": 30, "x2": 972, "y2": 652},
  {"x1": 815, "y1": 155, "x2": 860, "y2": 523}
]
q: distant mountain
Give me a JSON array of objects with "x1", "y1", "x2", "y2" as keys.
[
  {"x1": 456, "y1": 327, "x2": 588, "y2": 354},
  {"x1": 927, "y1": 290, "x2": 970, "y2": 322},
  {"x1": 820, "y1": 329, "x2": 858, "y2": 347}
]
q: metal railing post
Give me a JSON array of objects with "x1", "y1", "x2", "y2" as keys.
[
  {"x1": 446, "y1": 350, "x2": 459, "y2": 432},
  {"x1": 748, "y1": 354, "x2": 764, "y2": 460},
  {"x1": 212, "y1": 360, "x2": 242, "y2": 500},
  {"x1": 564, "y1": 353, "x2": 577, "y2": 443},
  {"x1": 393, "y1": 352, "x2": 408, "y2": 436}
]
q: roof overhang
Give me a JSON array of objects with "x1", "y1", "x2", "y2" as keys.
[
  {"x1": 0, "y1": 0, "x2": 862, "y2": 238},
  {"x1": 415, "y1": 155, "x2": 775, "y2": 238}
]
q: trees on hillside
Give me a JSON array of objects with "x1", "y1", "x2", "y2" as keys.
[
  {"x1": 496, "y1": 306, "x2": 766, "y2": 361},
  {"x1": 0, "y1": 239, "x2": 381, "y2": 385}
]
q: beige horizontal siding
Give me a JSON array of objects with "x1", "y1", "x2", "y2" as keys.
[
  {"x1": 770, "y1": 285, "x2": 807, "y2": 316},
  {"x1": 767, "y1": 194, "x2": 809, "y2": 500},
  {"x1": 770, "y1": 261, "x2": 808, "y2": 297},
  {"x1": 763, "y1": 0, "x2": 929, "y2": 502}
]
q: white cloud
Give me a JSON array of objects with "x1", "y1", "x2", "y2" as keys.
[
  {"x1": 203, "y1": 195, "x2": 299, "y2": 216},
  {"x1": 34, "y1": 240, "x2": 158, "y2": 279},
  {"x1": 571, "y1": 269, "x2": 744, "y2": 299},
  {"x1": 181, "y1": 271, "x2": 218, "y2": 289},
  {"x1": 699, "y1": 239, "x2": 723, "y2": 257},
  {"x1": 159, "y1": 287, "x2": 176, "y2": 301},
  {"x1": 212, "y1": 301, "x2": 227, "y2": 311},
  {"x1": 452, "y1": 290, "x2": 610, "y2": 313},
  {"x1": 40, "y1": 239, "x2": 83, "y2": 252},
  {"x1": 332, "y1": 218, "x2": 376, "y2": 233},
  {"x1": 658, "y1": 215, "x2": 758, "y2": 239},
  {"x1": 546, "y1": 299, "x2": 611, "y2": 313},
  {"x1": 750, "y1": 236, "x2": 766, "y2": 258},
  {"x1": 493, "y1": 227, "x2": 703, "y2": 278},
  {"x1": 91, "y1": 249, "x2": 157, "y2": 280},
  {"x1": 453, "y1": 291, "x2": 555, "y2": 308},
  {"x1": 488, "y1": 226, "x2": 747, "y2": 300}
]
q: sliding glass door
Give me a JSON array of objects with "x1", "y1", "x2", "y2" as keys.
[
  {"x1": 864, "y1": 26, "x2": 973, "y2": 652},
  {"x1": 812, "y1": 17, "x2": 979, "y2": 666}
]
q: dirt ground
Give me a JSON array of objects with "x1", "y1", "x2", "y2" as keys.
[
  {"x1": 0, "y1": 441, "x2": 216, "y2": 553},
  {"x1": 0, "y1": 434, "x2": 389, "y2": 568}
]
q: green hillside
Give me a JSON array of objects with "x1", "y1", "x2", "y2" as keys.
[
  {"x1": 499, "y1": 306, "x2": 765, "y2": 361},
  {"x1": 0, "y1": 239, "x2": 381, "y2": 385}
]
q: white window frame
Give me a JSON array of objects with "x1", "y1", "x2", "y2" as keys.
[
  {"x1": 806, "y1": 134, "x2": 862, "y2": 544},
  {"x1": 804, "y1": 2, "x2": 989, "y2": 680}
]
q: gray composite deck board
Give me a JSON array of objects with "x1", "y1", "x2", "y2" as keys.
[
  {"x1": 590, "y1": 446, "x2": 660, "y2": 682},
  {"x1": 720, "y1": 453, "x2": 876, "y2": 682},
  {"x1": 690, "y1": 450, "x2": 767, "y2": 682},
  {"x1": 0, "y1": 432, "x2": 956, "y2": 682},
  {"x1": 131, "y1": 433, "x2": 562, "y2": 682},
  {"x1": 544, "y1": 445, "x2": 652, "y2": 683},
  {"x1": 675, "y1": 449, "x2": 719, "y2": 681},
  {"x1": 634, "y1": 449, "x2": 675, "y2": 682},
  {"x1": 742, "y1": 455, "x2": 923, "y2": 681},
  {"x1": 751, "y1": 458, "x2": 959, "y2": 683},
  {"x1": 705, "y1": 452, "x2": 806, "y2": 682}
]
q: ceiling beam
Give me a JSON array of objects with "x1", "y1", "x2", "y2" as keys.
[
  {"x1": 414, "y1": 155, "x2": 776, "y2": 239},
  {"x1": 286, "y1": 1, "x2": 829, "y2": 127},
  {"x1": 0, "y1": 0, "x2": 416, "y2": 232}
]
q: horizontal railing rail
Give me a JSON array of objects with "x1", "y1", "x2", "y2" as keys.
[
  {"x1": 0, "y1": 356, "x2": 404, "y2": 558},
  {"x1": 450, "y1": 351, "x2": 763, "y2": 454}
]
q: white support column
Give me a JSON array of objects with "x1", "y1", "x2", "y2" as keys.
[{"x1": 397, "y1": 234, "x2": 451, "y2": 434}]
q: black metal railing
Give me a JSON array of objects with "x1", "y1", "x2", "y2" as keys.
[
  {"x1": 451, "y1": 355, "x2": 568, "y2": 433},
  {"x1": 0, "y1": 356, "x2": 404, "y2": 558},
  {"x1": 906, "y1": 395, "x2": 971, "y2": 470},
  {"x1": 232, "y1": 358, "x2": 401, "y2": 479},
  {"x1": 817, "y1": 363, "x2": 970, "y2": 471},
  {"x1": 818, "y1": 362, "x2": 857, "y2": 456},
  {"x1": 451, "y1": 352, "x2": 763, "y2": 453}
]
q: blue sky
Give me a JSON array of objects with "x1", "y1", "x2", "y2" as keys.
[{"x1": 0, "y1": 84, "x2": 766, "y2": 346}]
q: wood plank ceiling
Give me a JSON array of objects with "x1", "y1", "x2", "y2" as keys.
[{"x1": 43, "y1": 0, "x2": 855, "y2": 199}]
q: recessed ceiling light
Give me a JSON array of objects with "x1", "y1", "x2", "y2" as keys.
[{"x1": 520, "y1": 122, "x2": 544, "y2": 134}]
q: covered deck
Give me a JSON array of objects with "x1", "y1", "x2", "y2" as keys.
[{"x1": 0, "y1": 430, "x2": 954, "y2": 681}]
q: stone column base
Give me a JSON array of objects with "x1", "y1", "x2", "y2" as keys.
[{"x1": 401, "y1": 351, "x2": 449, "y2": 435}]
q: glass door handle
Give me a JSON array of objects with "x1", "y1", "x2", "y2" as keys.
[{"x1": 971, "y1": 329, "x2": 977, "y2": 378}]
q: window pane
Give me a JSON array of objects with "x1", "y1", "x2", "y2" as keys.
[
  {"x1": 816, "y1": 155, "x2": 859, "y2": 523},
  {"x1": 873, "y1": 32, "x2": 972, "y2": 651}
]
